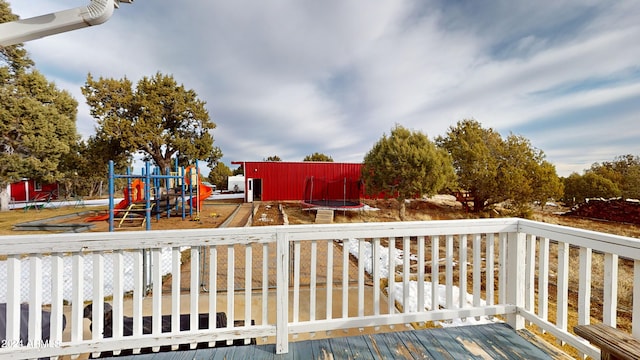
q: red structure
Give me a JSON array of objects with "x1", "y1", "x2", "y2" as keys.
[
  {"x1": 9, "y1": 179, "x2": 58, "y2": 202},
  {"x1": 232, "y1": 161, "x2": 364, "y2": 205}
]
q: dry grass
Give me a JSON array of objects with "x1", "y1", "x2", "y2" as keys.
[
  {"x1": 0, "y1": 199, "x2": 243, "y2": 234},
  {"x1": 0, "y1": 206, "x2": 102, "y2": 235}
]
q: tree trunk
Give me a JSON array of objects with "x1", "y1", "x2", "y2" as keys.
[
  {"x1": 0, "y1": 186, "x2": 10, "y2": 211},
  {"x1": 399, "y1": 199, "x2": 406, "y2": 221},
  {"x1": 473, "y1": 196, "x2": 485, "y2": 212}
]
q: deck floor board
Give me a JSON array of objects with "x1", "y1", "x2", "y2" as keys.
[
  {"x1": 482, "y1": 322, "x2": 551, "y2": 359},
  {"x1": 330, "y1": 333, "x2": 358, "y2": 358},
  {"x1": 413, "y1": 330, "x2": 450, "y2": 359},
  {"x1": 429, "y1": 327, "x2": 483, "y2": 359},
  {"x1": 98, "y1": 323, "x2": 564, "y2": 359},
  {"x1": 388, "y1": 330, "x2": 434, "y2": 359},
  {"x1": 449, "y1": 324, "x2": 513, "y2": 359},
  {"x1": 309, "y1": 337, "x2": 332, "y2": 359},
  {"x1": 410, "y1": 327, "x2": 456, "y2": 360}
]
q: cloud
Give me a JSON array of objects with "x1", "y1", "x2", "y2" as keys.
[{"x1": 8, "y1": 0, "x2": 640, "y2": 177}]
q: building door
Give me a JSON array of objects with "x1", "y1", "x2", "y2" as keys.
[
  {"x1": 247, "y1": 178, "x2": 253, "y2": 202},
  {"x1": 253, "y1": 179, "x2": 262, "y2": 200}
]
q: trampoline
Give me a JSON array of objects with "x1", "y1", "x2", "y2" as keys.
[
  {"x1": 302, "y1": 176, "x2": 363, "y2": 210},
  {"x1": 302, "y1": 199, "x2": 363, "y2": 209}
]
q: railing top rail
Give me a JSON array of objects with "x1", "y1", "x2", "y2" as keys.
[
  {"x1": 0, "y1": 218, "x2": 520, "y2": 255},
  {"x1": 2, "y1": 217, "x2": 638, "y2": 257},
  {"x1": 518, "y1": 218, "x2": 640, "y2": 260},
  {"x1": 0, "y1": 226, "x2": 277, "y2": 255},
  {"x1": 281, "y1": 218, "x2": 519, "y2": 240}
]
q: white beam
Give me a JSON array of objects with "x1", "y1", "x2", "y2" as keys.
[{"x1": 0, "y1": 0, "x2": 133, "y2": 47}]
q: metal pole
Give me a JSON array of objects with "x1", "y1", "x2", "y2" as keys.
[
  {"x1": 344, "y1": 177, "x2": 346, "y2": 206},
  {"x1": 154, "y1": 167, "x2": 161, "y2": 222},
  {"x1": 181, "y1": 166, "x2": 186, "y2": 220},
  {"x1": 165, "y1": 166, "x2": 171, "y2": 218},
  {"x1": 145, "y1": 161, "x2": 151, "y2": 231},
  {"x1": 108, "y1": 160, "x2": 114, "y2": 232},
  {"x1": 310, "y1": 176, "x2": 314, "y2": 203},
  {"x1": 188, "y1": 167, "x2": 193, "y2": 219},
  {"x1": 195, "y1": 160, "x2": 200, "y2": 220}
]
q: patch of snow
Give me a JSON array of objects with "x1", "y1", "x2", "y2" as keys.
[
  {"x1": 428, "y1": 194, "x2": 458, "y2": 202},
  {"x1": 392, "y1": 281, "x2": 494, "y2": 327},
  {"x1": 361, "y1": 205, "x2": 380, "y2": 211},
  {"x1": 340, "y1": 238, "x2": 402, "y2": 278},
  {"x1": 342, "y1": 237, "x2": 496, "y2": 327}
]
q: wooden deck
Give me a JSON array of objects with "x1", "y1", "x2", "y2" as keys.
[{"x1": 99, "y1": 323, "x2": 568, "y2": 359}]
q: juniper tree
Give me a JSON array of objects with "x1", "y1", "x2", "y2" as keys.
[
  {"x1": 362, "y1": 125, "x2": 455, "y2": 220},
  {"x1": 264, "y1": 155, "x2": 282, "y2": 161},
  {"x1": 0, "y1": 1, "x2": 79, "y2": 210},
  {"x1": 436, "y1": 119, "x2": 562, "y2": 214},
  {"x1": 208, "y1": 162, "x2": 232, "y2": 190},
  {"x1": 82, "y1": 72, "x2": 221, "y2": 171},
  {"x1": 303, "y1": 152, "x2": 333, "y2": 162},
  {"x1": 562, "y1": 172, "x2": 620, "y2": 206},
  {"x1": 589, "y1": 154, "x2": 640, "y2": 200}
]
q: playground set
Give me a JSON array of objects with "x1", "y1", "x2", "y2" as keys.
[{"x1": 85, "y1": 160, "x2": 212, "y2": 232}]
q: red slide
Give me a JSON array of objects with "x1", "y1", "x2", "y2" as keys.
[
  {"x1": 85, "y1": 173, "x2": 210, "y2": 222},
  {"x1": 196, "y1": 180, "x2": 213, "y2": 207},
  {"x1": 85, "y1": 179, "x2": 144, "y2": 222},
  {"x1": 185, "y1": 166, "x2": 212, "y2": 209}
]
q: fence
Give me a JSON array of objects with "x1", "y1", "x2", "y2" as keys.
[{"x1": 0, "y1": 219, "x2": 639, "y2": 358}]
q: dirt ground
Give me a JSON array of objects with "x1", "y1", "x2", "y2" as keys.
[
  {"x1": 19, "y1": 195, "x2": 640, "y2": 238},
  {"x1": 50, "y1": 199, "x2": 244, "y2": 232}
]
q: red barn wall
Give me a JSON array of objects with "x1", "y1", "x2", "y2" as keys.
[
  {"x1": 233, "y1": 161, "x2": 363, "y2": 202},
  {"x1": 9, "y1": 180, "x2": 58, "y2": 202}
]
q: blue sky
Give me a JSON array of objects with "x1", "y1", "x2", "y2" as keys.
[{"x1": 7, "y1": 1, "x2": 640, "y2": 176}]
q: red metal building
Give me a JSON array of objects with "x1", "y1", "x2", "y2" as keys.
[
  {"x1": 9, "y1": 179, "x2": 59, "y2": 202},
  {"x1": 231, "y1": 161, "x2": 364, "y2": 204}
]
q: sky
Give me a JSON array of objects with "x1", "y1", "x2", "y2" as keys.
[{"x1": 6, "y1": 1, "x2": 640, "y2": 177}]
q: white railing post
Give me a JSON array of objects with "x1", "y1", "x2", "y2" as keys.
[
  {"x1": 498, "y1": 233, "x2": 507, "y2": 304},
  {"x1": 6, "y1": 255, "x2": 20, "y2": 345},
  {"x1": 578, "y1": 247, "x2": 592, "y2": 326},
  {"x1": 538, "y1": 237, "x2": 550, "y2": 329},
  {"x1": 458, "y1": 235, "x2": 467, "y2": 311},
  {"x1": 485, "y1": 234, "x2": 494, "y2": 307},
  {"x1": 446, "y1": 234, "x2": 454, "y2": 309},
  {"x1": 71, "y1": 253, "x2": 84, "y2": 342},
  {"x1": 525, "y1": 235, "x2": 535, "y2": 317},
  {"x1": 506, "y1": 231, "x2": 525, "y2": 329},
  {"x1": 603, "y1": 253, "x2": 619, "y2": 327},
  {"x1": 634, "y1": 260, "x2": 640, "y2": 338},
  {"x1": 50, "y1": 253, "x2": 65, "y2": 345},
  {"x1": 473, "y1": 234, "x2": 481, "y2": 310},
  {"x1": 276, "y1": 231, "x2": 290, "y2": 354},
  {"x1": 29, "y1": 254, "x2": 43, "y2": 347},
  {"x1": 556, "y1": 241, "x2": 569, "y2": 343}
]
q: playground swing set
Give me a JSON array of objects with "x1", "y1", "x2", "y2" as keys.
[{"x1": 86, "y1": 160, "x2": 212, "y2": 232}]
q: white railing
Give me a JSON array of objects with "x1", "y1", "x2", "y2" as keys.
[{"x1": 0, "y1": 218, "x2": 639, "y2": 359}]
